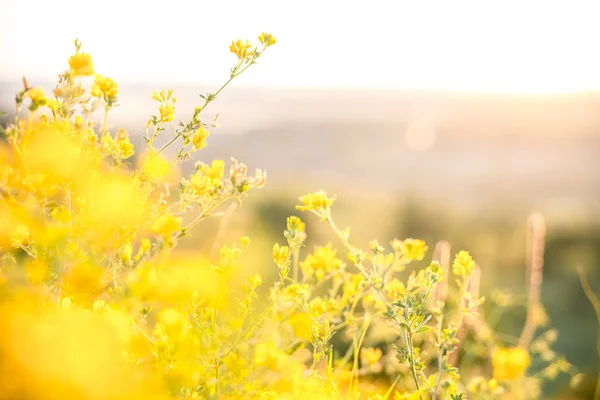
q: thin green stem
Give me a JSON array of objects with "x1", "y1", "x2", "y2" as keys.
[
  {"x1": 221, "y1": 303, "x2": 273, "y2": 361},
  {"x1": 101, "y1": 106, "x2": 109, "y2": 135},
  {"x1": 178, "y1": 196, "x2": 234, "y2": 238},
  {"x1": 404, "y1": 329, "x2": 424, "y2": 400},
  {"x1": 137, "y1": 132, "x2": 182, "y2": 176}
]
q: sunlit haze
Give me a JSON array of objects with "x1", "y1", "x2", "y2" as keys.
[{"x1": 2, "y1": 0, "x2": 600, "y2": 92}]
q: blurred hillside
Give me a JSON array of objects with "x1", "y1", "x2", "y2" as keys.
[{"x1": 2, "y1": 82, "x2": 599, "y2": 221}]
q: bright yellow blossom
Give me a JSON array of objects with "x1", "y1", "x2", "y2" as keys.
[
  {"x1": 68, "y1": 52, "x2": 95, "y2": 76},
  {"x1": 159, "y1": 103, "x2": 175, "y2": 122},
  {"x1": 452, "y1": 250, "x2": 476, "y2": 278},
  {"x1": 102, "y1": 128, "x2": 135, "y2": 162},
  {"x1": 230, "y1": 39, "x2": 253, "y2": 60},
  {"x1": 91, "y1": 74, "x2": 119, "y2": 98},
  {"x1": 26, "y1": 87, "x2": 47, "y2": 111},
  {"x1": 192, "y1": 126, "x2": 210, "y2": 150},
  {"x1": 273, "y1": 243, "x2": 291, "y2": 267}
]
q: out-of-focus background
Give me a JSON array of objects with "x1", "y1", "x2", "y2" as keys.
[{"x1": 2, "y1": 1, "x2": 600, "y2": 397}]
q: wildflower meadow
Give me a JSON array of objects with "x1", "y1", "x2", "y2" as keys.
[{"x1": 0, "y1": 34, "x2": 592, "y2": 400}]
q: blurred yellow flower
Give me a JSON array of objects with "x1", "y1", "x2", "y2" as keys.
[
  {"x1": 254, "y1": 342, "x2": 281, "y2": 370},
  {"x1": 151, "y1": 214, "x2": 182, "y2": 237},
  {"x1": 401, "y1": 238, "x2": 428, "y2": 261},
  {"x1": 272, "y1": 243, "x2": 291, "y2": 267},
  {"x1": 288, "y1": 312, "x2": 312, "y2": 341},
  {"x1": 296, "y1": 191, "x2": 334, "y2": 213},
  {"x1": 248, "y1": 273, "x2": 262, "y2": 289},
  {"x1": 63, "y1": 262, "x2": 105, "y2": 299},
  {"x1": 78, "y1": 173, "x2": 147, "y2": 230},
  {"x1": 68, "y1": 52, "x2": 95, "y2": 76},
  {"x1": 9, "y1": 225, "x2": 30, "y2": 248},
  {"x1": 26, "y1": 87, "x2": 46, "y2": 105},
  {"x1": 138, "y1": 153, "x2": 171, "y2": 181},
  {"x1": 157, "y1": 308, "x2": 187, "y2": 338},
  {"x1": 360, "y1": 347, "x2": 383, "y2": 366},
  {"x1": 300, "y1": 244, "x2": 342, "y2": 280},
  {"x1": 492, "y1": 346, "x2": 531, "y2": 381},
  {"x1": 258, "y1": 33, "x2": 277, "y2": 47}
]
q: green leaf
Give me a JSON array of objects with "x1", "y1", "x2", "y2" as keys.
[{"x1": 415, "y1": 325, "x2": 431, "y2": 334}]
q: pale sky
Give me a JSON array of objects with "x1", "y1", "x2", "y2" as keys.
[{"x1": 1, "y1": 0, "x2": 600, "y2": 92}]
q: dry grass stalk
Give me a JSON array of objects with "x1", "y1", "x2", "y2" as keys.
[{"x1": 519, "y1": 212, "x2": 546, "y2": 348}]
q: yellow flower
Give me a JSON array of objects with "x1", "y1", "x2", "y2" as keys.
[
  {"x1": 91, "y1": 75, "x2": 119, "y2": 98},
  {"x1": 189, "y1": 160, "x2": 225, "y2": 196},
  {"x1": 151, "y1": 214, "x2": 182, "y2": 237},
  {"x1": 296, "y1": 191, "x2": 334, "y2": 212},
  {"x1": 240, "y1": 236, "x2": 251, "y2": 249},
  {"x1": 401, "y1": 238, "x2": 428, "y2": 261},
  {"x1": 102, "y1": 129, "x2": 135, "y2": 162},
  {"x1": 308, "y1": 297, "x2": 328, "y2": 318},
  {"x1": 26, "y1": 87, "x2": 46, "y2": 103},
  {"x1": 286, "y1": 216, "x2": 305, "y2": 233},
  {"x1": 300, "y1": 244, "x2": 342, "y2": 280},
  {"x1": 230, "y1": 39, "x2": 253, "y2": 60},
  {"x1": 159, "y1": 103, "x2": 175, "y2": 122},
  {"x1": 360, "y1": 347, "x2": 383, "y2": 366},
  {"x1": 46, "y1": 98, "x2": 59, "y2": 111},
  {"x1": 452, "y1": 250, "x2": 476, "y2": 278},
  {"x1": 205, "y1": 159, "x2": 225, "y2": 179},
  {"x1": 248, "y1": 273, "x2": 262, "y2": 289},
  {"x1": 9, "y1": 225, "x2": 30, "y2": 248},
  {"x1": 192, "y1": 127, "x2": 210, "y2": 150},
  {"x1": 258, "y1": 33, "x2": 277, "y2": 47},
  {"x1": 138, "y1": 153, "x2": 170, "y2": 181},
  {"x1": 24, "y1": 259, "x2": 49, "y2": 284},
  {"x1": 492, "y1": 346, "x2": 531, "y2": 381},
  {"x1": 272, "y1": 243, "x2": 290, "y2": 267},
  {"x1": 68, "y1": 52, "x2": 95, "y2": 76},
  {"x1": 386, "y1": 278, "x2": 405, "y2": 299}
]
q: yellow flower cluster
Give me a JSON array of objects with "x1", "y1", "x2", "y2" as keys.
[
  {"x1": 300, "y1": 243, "x2": 342, "y2": 280},
  {"x1": 101, "y1": 128, "x2": 134, "y2": 163},
  {"x1": 452, "y1": 250, "x2": 476, "y2": 278},
  {"x1": 68, "y1": 52, "x2": 94, "y2": 76},
  {"x1": 92, "y1": 74, "x2": 119, "y2": 100},
  {"x1": 296, "y1": 190, "x2": 335, "y2": 213}
]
